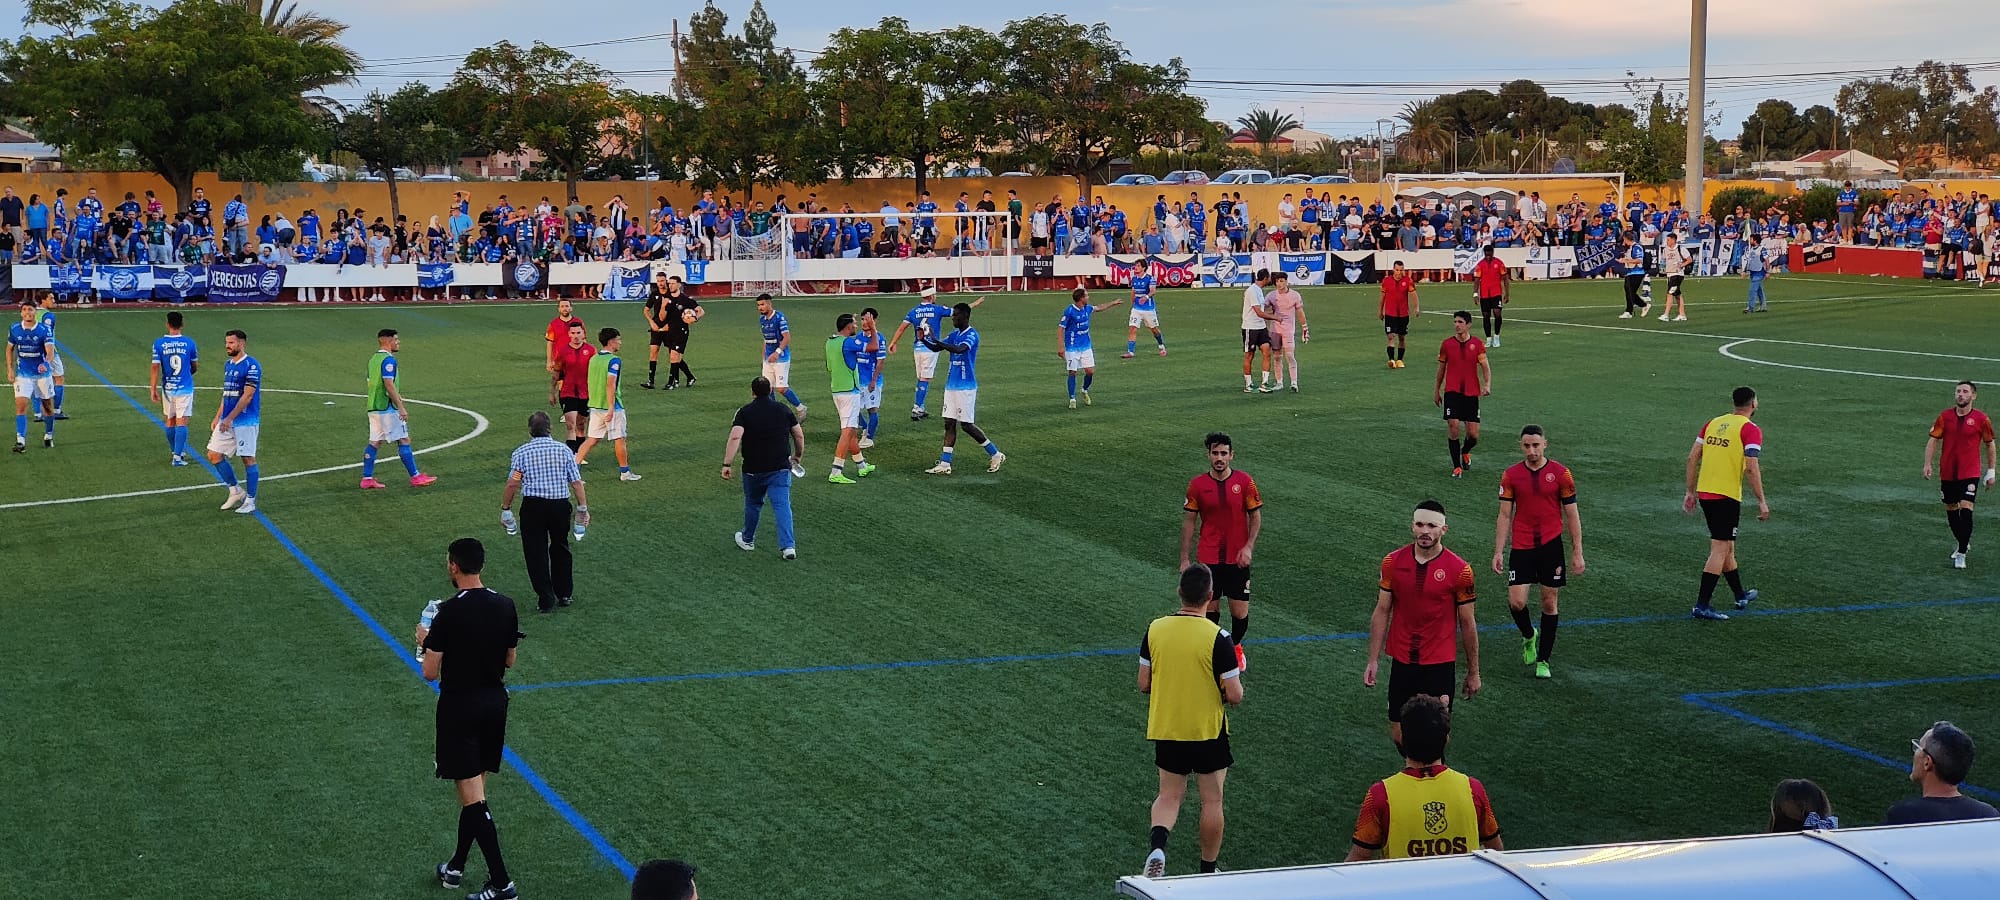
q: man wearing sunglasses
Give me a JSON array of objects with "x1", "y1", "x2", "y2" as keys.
[{"x1": 1884, "y1": 722, "x2": 1998, "y2": 824}]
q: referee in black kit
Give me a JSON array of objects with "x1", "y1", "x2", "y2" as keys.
[
  {"x1": 420, "y1": 538, "x2": 524, "y2": 900},
  {"x1": 500, "y1": 411, "x2": 589, "y2": 613}
]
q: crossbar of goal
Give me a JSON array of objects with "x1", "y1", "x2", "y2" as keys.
[{"x1": 776, "y1": 211, "x2": 1016, "y2": 297}]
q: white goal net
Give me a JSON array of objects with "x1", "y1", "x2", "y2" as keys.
[{"x1": 778, "y1": 210, "x2": 1016, "y2": 296}]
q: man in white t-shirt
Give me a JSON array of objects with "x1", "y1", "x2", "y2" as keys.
[
  {"x1": 1240, "y1": 269, "x2": 1279, "y2": 393},
  {"x1": 1656, "y1": 233, "x2": 1691, "y2": 322},
  {"x1": 1276, "y1": 194, "x2": 1297, "y2": 249}
]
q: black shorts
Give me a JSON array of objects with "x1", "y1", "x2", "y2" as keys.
[
  {"x1": 1942, "y1": 479, "x2": 1979, "y2": 505},
  {"x1": 435, "y1": 691, "x2": 509, "y2": 781},
  {"x1": 1667, "y1": 274, "x2": 1685, "y2": 295},
  {"x1": 649, "y1": 330, "x2": 675, "y2": 347},
  {"x1": 559, "y1": 396, "x2": 589, "y2": 417},
  {"x1": 664, "y1": 329, "x2": 690, "y2": 354},
  {"x1": 1508, "y1": 539, "x2": 1567, "y2": 588},
  {"x1": 1155, "y1": 733, "x2": 1232, "y2": 775},
  {"x1": 1442, "y1": 391, "x2": 1480, "y2": 423},
  {"x1": 1030, "y1": 236, "x2": 1049, "y2": 249},
  {"x1": 1387, "y1": 660, "x2": 1455, "y2": 722},
  {"x1": 1478, "y1": 294, "x2": 1504, "y2": 311},
  {"x1": 1700, "y1": 496, "x2": 1741, "y2": 542},
  {"x1": 1242, "y1": 328, "x2": 1271, "y2": 352},
  {"x1": 1210, "y1": 563, "x2": 1251, "y2": 602},
  {"x1": 1383, "y1": 316, "x2": 1410, "y2": 336}
]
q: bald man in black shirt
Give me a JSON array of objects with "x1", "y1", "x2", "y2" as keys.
[{"x1": 420, "y1": 538, "x2": 523, "y2": 900}]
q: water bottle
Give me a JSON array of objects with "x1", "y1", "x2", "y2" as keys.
[
  {"x1": 417, "y1": 598, "x2": 441, "y2": 658},
  {"x1": 790, "y1": 459, "x2": 807, "y2": 478},
  {"x1": 573, "y1": 519, "x2": 586, "y2": 542}
]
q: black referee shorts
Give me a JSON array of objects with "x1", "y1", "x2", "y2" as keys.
[
  {"x1": 649, "y1": 330, "x2": 674, "y2": 347},
  {"x1": 1155, "y1": 734, "x2": 1232, "y2": 775},
  {"x1": 436, "y1": 690, "x2": 509, "y2": 781},
  {"x1": 1700, "y1": 497, "x2": 1741, "y2": 542},
  {"x1": 665, "y1": 329, "x2": 690, "y2": 354},
  {"x1": 1387, "y1": 660, "x2": 1455, "y2": 722}
]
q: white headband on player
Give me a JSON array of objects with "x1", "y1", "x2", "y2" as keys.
[
  {"x1": 921, "y1": 287, "x2": 937, "y2": 298},
  {"x1": 1413, "y1": 509, "x2": 1447, "y2": 528}
]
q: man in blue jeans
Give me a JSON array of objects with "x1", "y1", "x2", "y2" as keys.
[
  {"x1": 1743, "y1": 242, "x2": 1769, "y2": 313},
  {"x1": 722, "y1": 376, "x2": 805, "y2": 560}
]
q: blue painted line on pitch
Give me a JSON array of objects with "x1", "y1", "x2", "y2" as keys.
[
  {"x1": 63, "y1": 342, "x2": 638, "y2": 880},
  {"x1": 510, "y1": 594, "x2": 2000, "y2": 694},
  {"x1": 1682, "y1": 684, "x2": 2000, "y2": 802}
]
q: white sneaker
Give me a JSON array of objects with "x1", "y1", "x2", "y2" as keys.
[
  {"x1": 1674, "y1": 314, "x2": 1687, "y2": 321},
  {"x1": 1144, "y1": 849, "x2": 1166, "y2": 878},
  {"x1": 987, "y1": 451, "x2": 1007, "y2": 473},
  {"x1": 1068, "y1": 398, "x2": 1077, "y2": 409},
  {"x1": 733, "y1": 531, "x2": 755, "y2": 551},
  {"x1": 925, "y1": 462, "x2": 953, "y2": 475},
  {"x1": 1659, "y1": 313, "x2": 1670, "y2": 321},
  {"x1": 782, "y1": 547, "x2": 797, "y2": 560},
  {"x1": 1618, "y1": 312, "x2": 1633, "y2": 318},
  {"x1": 858, "y1": 436, "x2": 875, "y2": 449},
  {"x1": 1951, "y1": 551, "x2": 1967, "y2": 569},
  {"x1": 220, "y1": 487, "x2": 246, "y2": 510},
  {"x1": 620, "y1": 470, "x2": 643, "y2": 481},
  {"x1": 234, "y1": 497, "x2": 258, "y2": 515},
  {"x1": 1488, "y1": 335, "x2": 1500, "y2": 347}
]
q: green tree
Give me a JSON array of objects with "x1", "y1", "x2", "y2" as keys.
[
  {"x1": 1235, "y1": 108, "x2": 1300, "y2": 168},
  {"x1": 438, "y1": 41, "x2": 629, "y2": 201},
  {"x1": 990, "y1": 15, "x2": 1206, "y2": 190},
  {"x1": 657, "y1": 0, "x2": 821, "y2": 199},
  {"x1": 1397, "y1": 100, "x2": 1450, "y2": 171},
  {"x1": 810, "y1": 18, "x2": 999, "y2": 197},
  {"x1": 0, "y1": 0, "x2": 352, "y2": 211},
  {"x1": 1737, "y1": 99, "x2": 1812, "y2": 163},
  {"x1": 336, "y1": 83, "x2": 461, "y2": 224},
  {"x1": 226, "y1": 0, "x2": 360, "y2": 118},
  {"x1": 1835, "y1": 61, "x2": 1999, "y2": 168}
]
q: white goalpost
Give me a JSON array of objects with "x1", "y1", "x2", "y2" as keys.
[
  {"x1": 777, "y1": 210, "x2": 1017, "y2": 297},
  {"x1": 1390, "y1": 171, "x2": 1628, "y2": 214}
]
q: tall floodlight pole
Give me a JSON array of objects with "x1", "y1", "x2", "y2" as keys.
[{"x1": 1685, "y1": 0, "x2": 1708, "y2": 220}]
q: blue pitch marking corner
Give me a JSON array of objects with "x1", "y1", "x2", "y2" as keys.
[
  {"x1": 508, "y1": 595, "x2": 2000, "y2": 694},
  {"x1": 1684, "y1": 673, "x2": 2000, "y2": 802},
  {"x1": 61, "y1": 341, "x2": 639, "y2": 881}
]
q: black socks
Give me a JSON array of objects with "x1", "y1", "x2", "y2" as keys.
[
  {"x1": 1510, "y1": 605, "x2": 1534, "y2": 638},
  {"x1": 1199, "y1": 859, "x2": 1219, "y2": 873},
  {"x1": 450, "y1": 803, "x2": 479, "y2": 870},
  {"x1": 1387, "y1": 345, "x2": 1397, "y2": 361},
  {"x1": 1149, "y1": 825, "x2": 1170, "y2": 852},
  {"x1": 1949, "y1": 508, "x2": 1974, "y2": 553},
  {"x1": 1538, "y1": 613, "x2": 1559, "y2": 662},
  {"x1": 1231, "y1": 615, "x2": 1249, "y2": 643},
  {"x1": 1449, "y1": 438, "x2": 1462, "y2": 469},
  {"x1": 648, "y1": 360, "x2": 657, "y2": 380},
  {"x1": 1697, "y1": 571, "x2": 1721, "y2": 606},
  {"x1": 468, "y1": 801, "x2": 508, "y2": 886},
  {"x1": 1396, "y1": 345, "x2": 1406, "y2": 361},
  {"x1": 1461, "y1": 435, "x2": 1479, "y2": 458},
  {"x1": 672, "y1": 361, "x2": 694, "y2": 382},
  {"x1": 1205, "y1": 609, "x2": 1220, "y2": 625},
  {"x1": 1722, "y1": 568, "x2": 1745, "y2": 598}
]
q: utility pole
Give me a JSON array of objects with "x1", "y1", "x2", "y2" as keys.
[
  {"x1": 671, "y1": 18, "x2": 684, "y2": 101},
  {"x1": 1684, "y1": 0, "x2": 1707, "y2": 222}
]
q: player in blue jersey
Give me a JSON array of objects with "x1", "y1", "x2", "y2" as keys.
[
  {"x1": 755, "y1": 293, "x2": 806, "y2": 420},
  {"x1": 1123, "y1": 266, "x2": 1165, "y2": 358},
  {"x1": 207, "y1": 329, "x2": 263, "y2": 514},
  {"x1": 1058, "y1": 280, "x2": 1124, "y2": 409},
  {"x1": 917, "y1": 302, "x2": 1005, "y2": 475},
  {"x1": 34, "y1": 294, "x2": 68, "y2": 419},
  {"x1": 856, "y1": 307, "x2": 888, "y2": 448},
  {"x1": 360, "y1": 328, "x2": 438, "y2": 490},
  {"x1": 9, "y1": 301, "x2": 56, "y2": 451},
  {"x1": 824, "y1": 312, "x2": 875, "y2": 484},
  {"x1": 887, "y1": 286, "x2": 986, "y2": 420},
  {"x1": 149, "y1": 311, "x2": 199, "y2": 465}
]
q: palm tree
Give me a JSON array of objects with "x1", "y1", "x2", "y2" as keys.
[
  {"x1": 1236, "y1": 108, "x2": 1301, "y2": 166},
  {"x1": 228, "y1": 0, "x2": 360, "y2": 117},
  {"x1": 1398, "y1": 100, "x2": 1449, "y2": 172}
]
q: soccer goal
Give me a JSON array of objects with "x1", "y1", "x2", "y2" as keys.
[
  {"x1": 778, "y1": 210, "x2": 1017, "y2": 296},
  {"x1": 720, "y1": 228, "x2": 787, "y2": 298}
]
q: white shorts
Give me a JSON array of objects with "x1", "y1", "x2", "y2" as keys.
[
  {"x1": 833, "y1": 392, "x2": 861, "y2": 429},
  {"x1": 368, "y1": 410, "x2": 409, "y2": 443},
  {"x1": 859, "y1": 383, "x2": 882, "y2": 410},
  {"x1": 14, "y1": 374, "x2": 52, "y2": 400},
  {"x1": 207, "y1": 423, "x2": 260, "y2": 458},
  {"x1": 762, "y1": 359, "x2": 791, "y2": 389},
  {"x1": 913, "y1": 349, "x2": 939, "y2": 380},
  {"x1": 943, "y1": 388, "x2": 977, "y2": 423},
  {"x1": 45, "y1": 349, "x2": 63, "y2": 378},
  {"x1": 1064, "y1": 349, "x2": 1096, "y2": 370},
  {"x1": 1129, "y1": 309, "x2": 1160, "y2": 329},
  {"x1": 587, "y1": 408, "x2": 628, "y2": 441},
  {"x1": 161, "y1": 391, "x2": 194, "y2": 419}
]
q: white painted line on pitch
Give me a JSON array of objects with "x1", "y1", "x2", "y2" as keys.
[
  {"x1": 1445, "y1": 310, "x2": 2000, "y2": 361},
  {"x1": 0, "y1": 385, "x2": 490, "y2": 510},
  {"x1": 1716, "y1": 340, "x2": 1983, "y2": 383}
]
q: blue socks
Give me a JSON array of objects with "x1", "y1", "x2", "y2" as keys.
[
  {"x1": 217, "y1": 461, "x2": 238, "y2": 487},
  {"x1": 619, "y1": 465, "x2": 631, "y2": 474},
  {"x1": 53, "y1": 384, "x2": 64, "y2": 410},
  {"x1": 983, "y1": 441, "x2": 1000, "y2": 457},
  {"x1": 362, "y1": 444, "x2": 378, "y2": 477},
  {"x1": 1067, "y1": 373, "x2": 1077, "y2": 398},
  {"x1": 940, "y1": 446, "x2": 954, "y2": 464},
  {"x1": 866, "y1": 410, "x2": 879, "y2": 438},
  {"x1": 1083, "y1": 373, "x2": 1093, "y2": 391},
  {"x1": 1155, "y1": 333, "x2": 1165, "y2": 349},
  {"x1": 915, "y1": 381, "x2": 931, "y2": 408},
  {"x1": 14, "y1": 414, "x2": 24, "y2": 440},
  {"x1": 244, "y1": 463, "x2": 259, "y2": 498},
  {"x1": 782, "y1": 387, "x2": 801, "y2": 407},
  {"x1": 398, "y1": 444, "x2": 418, "y2": 476},
  {"x1": 1128, "y1": 339, "x2": 1137, "y2": 354}
]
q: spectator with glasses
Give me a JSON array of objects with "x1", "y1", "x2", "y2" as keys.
[{"x1": 1884, "y1": 721, "x2": 1998, "y2": 824}]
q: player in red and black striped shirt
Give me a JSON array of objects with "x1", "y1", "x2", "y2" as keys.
[
  {"x1": 1493, "y1": 425, "x2": 1584, "y2": 680},
  {"x1": 1364, "y1": 499, "x2": 1480, "y2": 749},
  {"x1": 1924, "y1": 381, "x2": 1998, "y2": 568}
]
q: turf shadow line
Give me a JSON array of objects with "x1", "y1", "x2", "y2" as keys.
[
  {"x1": 508, "y1": 594, "x2": 2000, "y2": 693},
  {"x1": 58, "y1": 341, "x2": 640, "y2": 881},
  {"x1": 1681, "y1": 676, "x2": 2000, "y2": 802}
]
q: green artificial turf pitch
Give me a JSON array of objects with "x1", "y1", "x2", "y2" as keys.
[{"x1": 4, "y1": 273, "x2": 1997, "y2": 898}]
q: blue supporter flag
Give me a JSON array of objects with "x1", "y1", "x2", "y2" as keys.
[
  {"x1": 92, "y1": 265, "x2": 154, "y2": 300},
  {"x1": 417, "y1": 262, "x2": 455, "y2": 288},
  {"x1": 1576, "y1": 240, "x2": 1619, "y2": 276},
  {"x1": 605, "y1": 265, "x2": 651, "y2": 300},
  {"x1": 152, "y1": 265, "x2": 209, "y2": 300},
  {"x1": 682, "y1": 260, "x2": 708, "y2": 284}
]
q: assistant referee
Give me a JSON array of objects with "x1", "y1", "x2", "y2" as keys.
[{"x1": 500, "y1": 411, "x2": 588, "y2": 613}]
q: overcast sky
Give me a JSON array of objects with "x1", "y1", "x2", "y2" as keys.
[{"x1": 10, "y1": 0, "x2": 1997, "y2": 142}]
